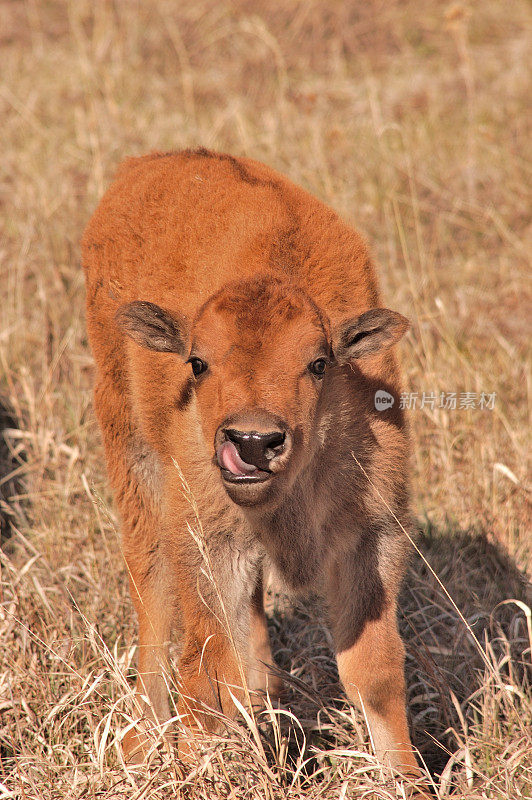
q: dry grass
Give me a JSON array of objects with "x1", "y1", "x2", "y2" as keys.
[{"x1": 0, "y1": 0, "x2": 530, "y2": 797}]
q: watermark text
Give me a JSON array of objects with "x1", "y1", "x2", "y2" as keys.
[{"x1": 398, "y1": 391, "x2": 496, "y2": 410}]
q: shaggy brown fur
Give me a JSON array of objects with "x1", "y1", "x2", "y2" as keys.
[{"x1": 82, "y1": 148, "x2": 421, "y2": 778}]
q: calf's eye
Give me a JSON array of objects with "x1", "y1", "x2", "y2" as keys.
[
  {"x1": 309, "y1": 358, "x2": 327, "y2": 378},
  {"x1": 188, "y1": 357, "x2": 207, "y2": 377}
]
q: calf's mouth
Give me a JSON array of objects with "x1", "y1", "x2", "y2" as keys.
[
  {"x1": 215, "y1": 425, "x2": 289, "y2": 487},
  {"x1": 216, "y1": 440, "x2": 273, "y2": 484}
]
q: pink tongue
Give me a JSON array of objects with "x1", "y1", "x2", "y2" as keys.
[{"x1": 217, "y1": 441, "x2": 257, "y2": 476}]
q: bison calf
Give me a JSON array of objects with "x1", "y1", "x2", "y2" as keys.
[{"x1": 82, "y1": 149, "x2": 420, "y2": 777}]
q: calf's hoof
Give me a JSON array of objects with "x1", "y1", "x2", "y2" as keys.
[{"x1": 122, "y1": 723, "x2": 173, "y2": 765}]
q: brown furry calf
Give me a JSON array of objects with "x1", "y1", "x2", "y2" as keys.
[{"x1": 82, "y1": 149, "x2": 421, "y2": 777}]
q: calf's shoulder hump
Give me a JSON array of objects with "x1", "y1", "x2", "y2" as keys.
[{"x1": 82, "y1": 148, "x2": 380, "y2": 322}]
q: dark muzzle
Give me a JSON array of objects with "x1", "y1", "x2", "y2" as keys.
[{"x1": 223, "y1": 428, "x2": 286, "y2": 472}]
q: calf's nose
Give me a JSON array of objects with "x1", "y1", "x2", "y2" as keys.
[{"x1": 224, "y1": 429, "x2": 286, "y2": 471}]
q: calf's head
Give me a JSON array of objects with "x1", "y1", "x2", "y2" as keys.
[{"x1": 117, "y1": 278, "x2": 408, "y2": 508}]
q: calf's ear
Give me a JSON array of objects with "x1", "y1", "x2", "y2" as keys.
[
  {"x1": 115, "y1": 301, "x2": 188, "y2": 356},
  {"x1": 334, "y1": 308, "x2": 409, "y2": 363}
]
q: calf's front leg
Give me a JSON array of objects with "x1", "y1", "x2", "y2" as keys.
[
  {"x1": 122, "y1": 574, "x2": 173, "y2": 763},
  {"x1": 335, "y1": 606, "x2": 418, "y2": 773},
  {"x1": 248, "y1": 575, "x2": 283, "y2": 704},
  {"x1": 326, "y1": 543, "x2": 420, "y2": 776},
  {"x1": 174, "y1": 571, "x2": 253, "y2": 762}
]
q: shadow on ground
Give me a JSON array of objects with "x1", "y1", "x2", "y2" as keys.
[
  {"x1": 0, "y1": 397, "x2": 26, "y2": 546},
  {"x1": 266, "y1": 526, "x2": 531, "y2": 777}
]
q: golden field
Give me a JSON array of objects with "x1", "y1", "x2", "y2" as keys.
[{"x1": 0, "y1": 1, "x2": 530, "y2": 797}]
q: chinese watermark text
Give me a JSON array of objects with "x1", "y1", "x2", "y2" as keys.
[{"x1": 397, "y1": 391, "x2": 496, "y2": 411}]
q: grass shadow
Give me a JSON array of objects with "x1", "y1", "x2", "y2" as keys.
[
  {"x1": 264, "y1": 526, "x2": 531, "y2": 778},
  {"x1": 0, "y1": 396, "x2": 26, "y2": 547},
  {"x1": 402, "y1": 526, "x2": 530, "y2": 775}
]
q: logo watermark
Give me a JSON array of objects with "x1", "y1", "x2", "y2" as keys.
[
  {"x1": 374, "y1": 390, "x2": 497, "y2": 411},
  {"x1": 374, "y1": 390, "x2": 395, "y2": 410}
]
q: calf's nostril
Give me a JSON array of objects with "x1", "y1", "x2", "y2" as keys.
[
  {"x1": 224, "y1": 429, "x2": 245, "y2": 447},
  {"x1": 264, "y1": 431, "x2": 285, "y2": 449},
  {"x1": 263, "y1": 431, "x2": 285, "y2": 459}
]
